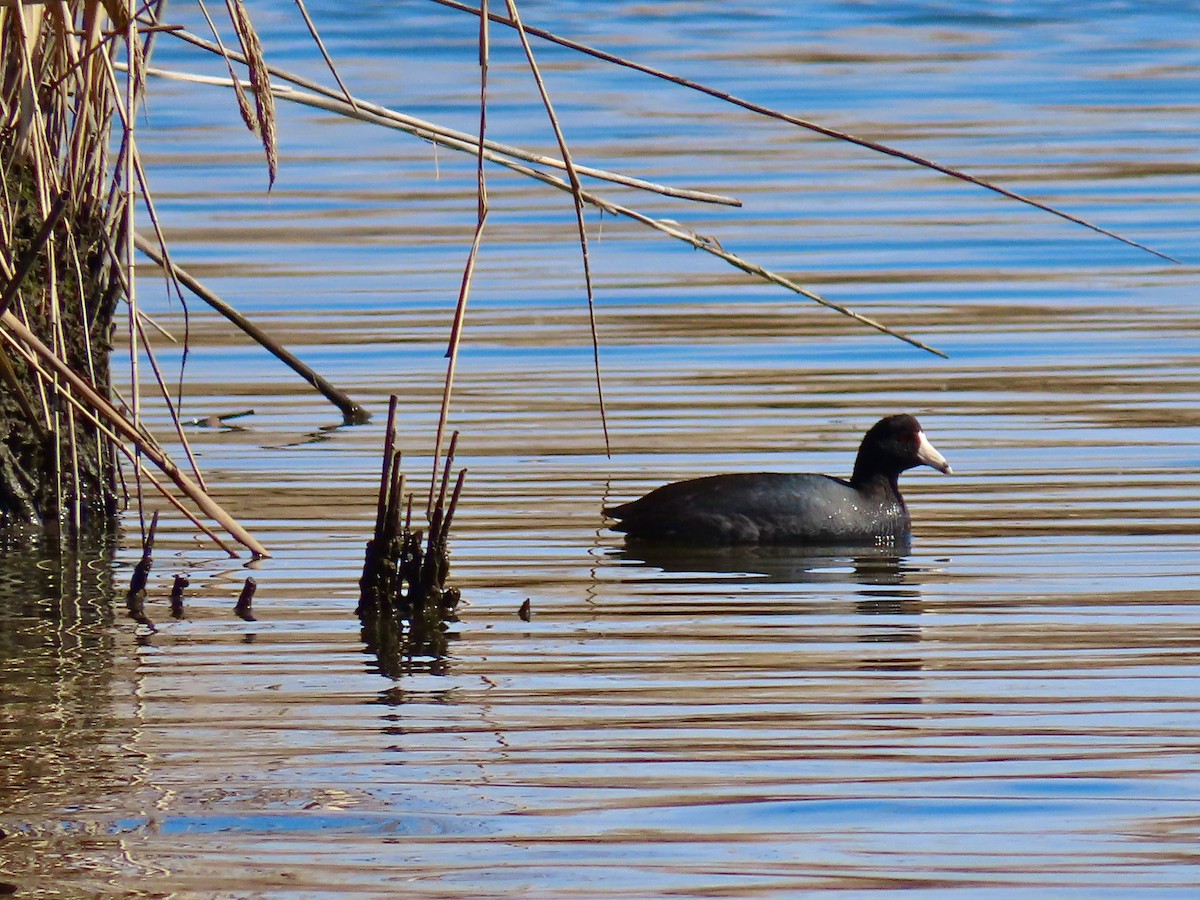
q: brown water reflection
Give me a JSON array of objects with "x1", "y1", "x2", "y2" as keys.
[
  {"x1": 0, "y1": 537, "x2": 153, "y2": 888},
  {"x1": 4, "y1": 0, "x2": 1200, "y2": 896}
]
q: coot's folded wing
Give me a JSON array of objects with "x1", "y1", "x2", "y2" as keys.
[{"x1": 606, "y1": 473, "x2": 863, "y2": 543}]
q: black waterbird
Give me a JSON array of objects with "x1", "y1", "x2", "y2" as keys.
[{"x1": 604, "y1": 414, "x2": 951, "y2": 546}]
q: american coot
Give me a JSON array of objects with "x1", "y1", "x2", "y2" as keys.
[{"x1": 604, "y1": 414, "x2": 950, "y2": 546}]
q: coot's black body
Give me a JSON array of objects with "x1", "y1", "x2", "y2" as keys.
[{"x1": 604, "y1": 414, "x2": 950, "y2": 546}]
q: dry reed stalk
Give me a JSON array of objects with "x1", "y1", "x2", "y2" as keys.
[
  {"x1": 117, "y1": 122, "x2": 209, "y2": 484},
  {"x1": 84, "y1": 44, "x2": 211, "y2": 498},
  {"x1": 431, "y1": 137, "x2": 953, "y2": 357},
  {"x1": 0, "y1": 317, "x2": 241, "y2": 556},
  {"x1": 432, "y1": 0, "x2": 1177, "y2": 264},
  {"x1": 291, "y1": 0, "x2": 357, "y2": 113},
  {"x1": 95, "y1": 228, "x2": 208, "y2": 492},
  {"x1": 3, "y1": 321, "x2": 235, "y2": 552},
  {"x1": 502, "y1": 0, "x2": 608, "y2": 454},
  {"x1": 2, "y1": 2, "x2": 123, "y2": 528},
  {"x1": 137, "y1": 63, "x2": 941, "y2": 356},
  {"x1": 136, "y1": 51, "x2": 740, "y2": 207},
  {"x1": 0, "y1": 2, "x2": 287, "y2": 552},
  {"x1": 431, "y1": 0, "x2": 490, "y2": 512},
  {"x1": 132, "y1": 233, "x2": 369, "y2": 424},
  {"x1": 374, "y1": 395, "x2": 399, "y2": 545},
  {"x1": 0, "y1": 309, "x2": 266, "y2": 556},
  {"x1": 124, "y1": 2, "x2": 145, "y2": 544}
]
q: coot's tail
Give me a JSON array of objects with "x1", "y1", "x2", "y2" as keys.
[{"x1": 602, "y1": 497, "x2": 638, "y2": 519}]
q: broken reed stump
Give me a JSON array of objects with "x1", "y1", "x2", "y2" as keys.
[
  {"x1": 169, "y1": 574, "x2": 189, "y2": 619},
  {"x1": 357, "y1": 396, "x2": 464, "y2": 669},
  {"x1": 125, "y1": 511, "x2": 159, "y2": 628},
  {"x1": 234, "y1": 577, "x2": 257, "y2": 621}
]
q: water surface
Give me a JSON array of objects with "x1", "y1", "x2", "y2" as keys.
[{"x1": 2, "y1": 1, "x2": 1200, "y2": 896}]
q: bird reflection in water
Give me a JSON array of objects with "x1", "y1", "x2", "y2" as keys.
[
  {"x1": 610, "y1": 541, "x2": 929, "y2": 675},
  {"x1": 611, "y1": 540, "x2": 918, "y2": 587}
]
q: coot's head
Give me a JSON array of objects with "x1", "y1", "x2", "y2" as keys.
[{"x1": 852, "y1": 414, "x2": 951, "y2": 485}]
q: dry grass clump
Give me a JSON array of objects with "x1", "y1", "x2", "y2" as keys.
[
  {"x1": 0, "y1": 3, "x2": 129, "y2": 532},
  {"x1": 0, "y1": 2, "x2": 280, "y2": 555}
]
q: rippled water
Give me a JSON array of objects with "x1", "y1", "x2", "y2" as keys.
[{"x1": 4, "y1": 1, "x2": 1200, "y2": 896}]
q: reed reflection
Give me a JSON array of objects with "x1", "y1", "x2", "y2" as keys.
[
  {"x1": 0, "y1": 533, "x2": 135, "y2": 884},
  {"x1": 357, "y1": 603, "x2": 456, "y2": 679}
]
